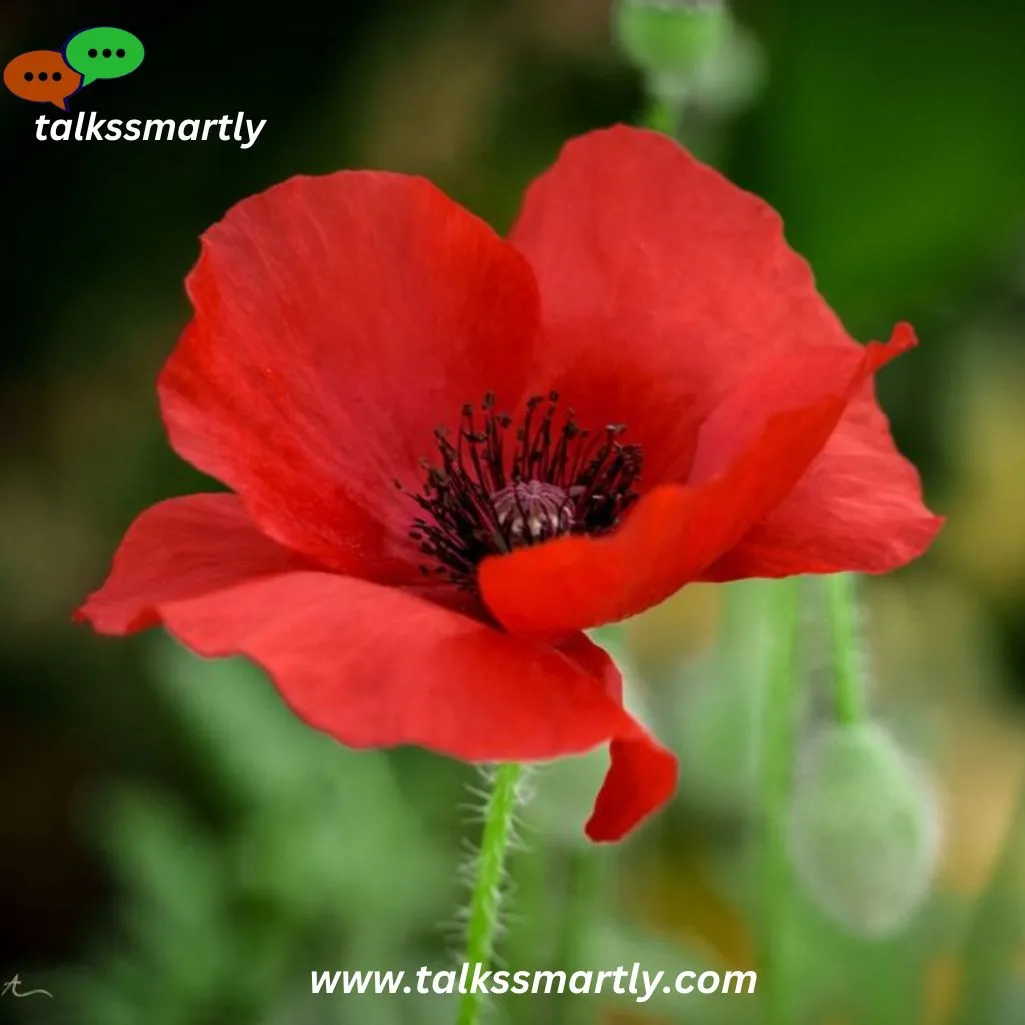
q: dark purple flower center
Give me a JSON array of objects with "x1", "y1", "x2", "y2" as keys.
[{"x1": 400, "y1": 391, "x2": 643, "y2": 590}]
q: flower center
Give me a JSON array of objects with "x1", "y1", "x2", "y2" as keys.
[
  {"x1": 493, "y1": 480, "x2": 574, "y2": 543},
  {"x1": 400, "y1": 391, "x2": 643, "y2": 590}
]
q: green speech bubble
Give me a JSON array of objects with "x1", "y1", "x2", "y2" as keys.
[{"x1": 64, "y1": 27, "x2": 144, "y2": 87}]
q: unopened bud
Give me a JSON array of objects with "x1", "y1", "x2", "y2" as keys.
[
  {"x1": 614, "y1": 0, "x2": 730, "y2": 83},
  {"x1": 786, "y1": 723, "x2": 941, "y2": 938}
]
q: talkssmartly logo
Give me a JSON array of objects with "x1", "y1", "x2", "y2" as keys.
[
  {"x1": 3, "y1": 27, "x2": 143, "y2": 110},
  {"x1": 3, "y1": 27, "x2": 266, "y2": 148}
]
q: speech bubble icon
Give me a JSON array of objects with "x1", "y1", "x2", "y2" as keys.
[
  {"x1": 64, "y1": 27, "x2": 144, "y2": 87},
  {"x1": 3, "y1": 50, "x2": 82, "y2": 110}
]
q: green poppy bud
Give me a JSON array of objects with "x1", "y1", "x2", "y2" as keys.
[
  {"x1": 786, "y1": 723, "x2": 941, "y2": 937},
  {"x1": 614, "y1": 0, "x2": 731, "y2": 83}
]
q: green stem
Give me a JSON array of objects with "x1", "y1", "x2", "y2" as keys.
[
  {"x1": 715, "y1": 579, "x2": 770, "y2": 676},
  {"x1": 552, "y1": 848, "x2": 608, "y2": 1025},
  {"x1": 758, "y1": 578, "x2": 801, "y2": 1025},
  {"x1": 457, "y1": 763, "x2": 524, "y2": 1025},
  {"x1": 949, "y1": 764, "x2": 1025, "y2": 1025},
  {"x1": 824, "y1": 573, "x2": 866, "y2": 725},
  {"x1": 642, "y1": 92, "x2": 683, "y2": 136}
]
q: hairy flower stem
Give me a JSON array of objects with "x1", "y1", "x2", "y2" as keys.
[
  {"x1": 758, "y1": 579, "x2": 800, "y2": 1025},
  {"x1": 457, "y1": 762, "x2": 524, "y2": 1025},
  {"x1": 825, "y1": 573, "x2": 866, "y2": 725}
]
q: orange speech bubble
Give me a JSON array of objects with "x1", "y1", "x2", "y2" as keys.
[{"x1": 3, "y1": 50, "x2": 81, "y2": 110}]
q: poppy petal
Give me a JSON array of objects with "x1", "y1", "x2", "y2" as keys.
[
  {"x1": 559, "y1": 633, "x2": 677, "y2": 841},
  {"x1": 588, "y1": 736, "x2": 678, "y2": 842},
  {"x1": 75, "y1": 493, "x2": 316, "y2": 634},
  {"x1": 699, "y1": 387, "x2": 942, "y2": 579},
  {"x1": 509, "y1": 125, "x2": 878, "y2": 482},
  {"x1": 150, "y1": 572, "x2": 674, "y2": 839},
  {"x1": 479, "y1": 334, "x2": 908, "y2": 637},
  {"x1": 522, "y1": 320, "x2": 704, "y2": 495},
  {"x1": 160, "y1": 172, "x2": 542, "y2": 576}
]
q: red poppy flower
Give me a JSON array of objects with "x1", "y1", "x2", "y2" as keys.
[{"x1": 76, "y1": 127, "x2": 940, "y2": 841}]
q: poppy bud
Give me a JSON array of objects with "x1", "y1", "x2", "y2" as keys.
[
  {"x1": 614, "y1": 0, "x2": 730, "y2": 83},
  {"x1": 786, "y1": 723, "x2": 941, "y2": 937}
]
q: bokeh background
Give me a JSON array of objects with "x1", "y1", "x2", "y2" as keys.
[{"x1": 3, "y1": 0, "x2": 1025, "y2": 1023}]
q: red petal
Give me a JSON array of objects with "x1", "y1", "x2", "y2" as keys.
[
  {"x1": 160, "y1": 172, "x2": 542, "y2": 576},
  {"x1": 479, "y1": 333, "x2": 909, "y2": 637},
  {"x1": 75, "y1": 494, "x2": 315, "y2": 634},
  {"x1": 151, "y1": 573, "x2": 674, "y2": 840},
  {"x1": 701, "y1": 389, "x2": 942, "y2": 581},
  {"x1": 557, "y1": 633, "x2": 677, "y2": 841},
  {"x1": 510, "y1": 126, "x2": 872, "y2": 482},
  {"x1": 587, "y1": 736, "x2": 678, "y2": 842}
]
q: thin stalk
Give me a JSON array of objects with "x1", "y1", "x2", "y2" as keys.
[
  {"x1": 552, "y1": 847, "x2": 608, "y2": 1025},
  {"x1": 758, "y1": 578, "x2": 801, "y2": 1025},
  {"x1": 457, "y1": 762, "x2": 524, "y2": 1025},
  {"x1": 643, "y1": 92, "x2": 684, "y2": 136},
  {"x1": 824, "y1": 573, "x2": 867, "y2": 725}
]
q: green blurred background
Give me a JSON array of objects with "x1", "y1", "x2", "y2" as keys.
[{"x1": 3, "y1": 0, "x2": 1025, "y2": 1023}]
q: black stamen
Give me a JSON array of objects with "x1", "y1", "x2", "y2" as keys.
[{"x1": 401, "y1": 392, "x2": 643, "y2": 590}]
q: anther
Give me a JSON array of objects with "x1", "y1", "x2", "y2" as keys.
[{"x1": 399, "y1": 391, "x2": 643, "y2": 591}]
